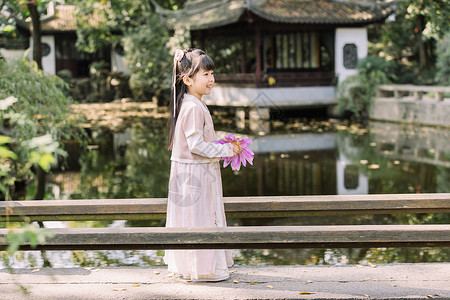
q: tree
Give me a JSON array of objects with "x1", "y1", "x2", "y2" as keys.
[
  {"x1": 0, "y1": 0, "x2": 55, "y2": 69},
  {"x1": 372, "y1": 0, "x2": 450, "y2": 72},
  {"x1": 26, "y1": 0, "x2": 42, "y2": 69},
  {"x1": 71, "y1": 0, "x2": 187, "y2": 102},
  {"x1": 0, "y1": 58, "x2": 87, "y2": 200}
]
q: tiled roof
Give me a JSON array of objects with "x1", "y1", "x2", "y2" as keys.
[
  {"x1": 155, "y1": 0, "x2": 395, "y2": 30},
  {"x1": 154, "y1": 0, "x2": 245, "y2": 30},
  {"x1": 41, "y1": 5, "x2": 77, "y2": 32},
  {"x1": 252, "y1": 0, "x2": 394, "y2": 24},
  {"x1": 17, "y1": 5, "x2": 103, "y2": 33}
]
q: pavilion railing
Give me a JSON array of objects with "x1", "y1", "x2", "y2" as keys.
[{"x1": 215, "y1": 71, "x2": 335, "y2": 88}]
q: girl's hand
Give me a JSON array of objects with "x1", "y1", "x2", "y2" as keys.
[{"x1": 232, "y1": 144, "x2": 240, "y2": 156}]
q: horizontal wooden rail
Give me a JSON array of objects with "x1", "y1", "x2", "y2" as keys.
[
  {"x1": 1, "y1": 194, "x2": 449, "y2": 222},
  {"x1": 0, "y1": 225, "x2": 448, "y2": 251}
]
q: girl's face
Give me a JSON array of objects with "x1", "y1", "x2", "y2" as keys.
[{"x1": 184, "y1": 68, "x2": 214, "y2": 100}]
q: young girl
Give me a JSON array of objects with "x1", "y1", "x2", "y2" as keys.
[{"x1": 164, "y1": 48, "x2": 239, "y2": 282}]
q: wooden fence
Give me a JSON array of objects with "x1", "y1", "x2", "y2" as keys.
[{"x1": 0, "y1": 193, "x2": 449, "y2": 251}]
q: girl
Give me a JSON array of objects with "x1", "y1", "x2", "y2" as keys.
[{"x1": 164, "y1": 48, "x2": 239, "y2": 282}]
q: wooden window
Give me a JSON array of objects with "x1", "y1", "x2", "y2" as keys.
[
  {"x1": 296, "y1": 32, "x2": 302, "y2": 69},
  {"x1": 289, "y1": 33, "x2": 296, "y2": 69},
  {"x1": 273, "y1": 32, "x2": 322, "y2": 70}
]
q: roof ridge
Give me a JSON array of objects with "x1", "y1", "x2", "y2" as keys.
[{"x1": 157, "y1": 0, "x2": 395, "y2": 29}]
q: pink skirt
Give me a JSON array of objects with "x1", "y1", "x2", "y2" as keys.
[{"x1": 163, "y1": 161, "x2": 234, "y2": 279}]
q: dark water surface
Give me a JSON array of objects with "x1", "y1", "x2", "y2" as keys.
[{"x1": 2, "y1": 117, "x2": 449, "y2": 268}]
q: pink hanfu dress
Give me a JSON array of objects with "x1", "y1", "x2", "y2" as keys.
[{"x1": 164, "y1": 94, "x2": 234, "y2": 280}]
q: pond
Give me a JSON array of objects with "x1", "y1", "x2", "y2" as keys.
[{"x1": 2, "y1": 110, "x2": 449, "y2": 268}]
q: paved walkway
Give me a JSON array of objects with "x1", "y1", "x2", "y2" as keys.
[{"x1": 1, "y1": 263, "x2": 449, "y2": 299}]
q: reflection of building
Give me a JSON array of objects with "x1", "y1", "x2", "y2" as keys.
[
  {"x1": 370, "y1": 122, "x2": 450, "y2": 168},
  {"x1": 114, "y1": 129, "x2": 132, "y2": 159},
  {"x1": 246, "y1": 132, "x2": 370, "y2": 196},
  {"x1": 336, "y1": 135, "x2": 368, "y2": 195},
  {"x1": 336, "y1": 153, "x2": 369, "y2": 195},
  {"x1": 154, "y1": 0, "x2": 393, "y2": 109},
  {"x1": 250, "y1": 132, "x2": 369, "y2": 196},
  {"x1": 250, "y1": 132, "x2": 336, "y2": 153},
  {"x1": 223, "y1": 132, "x2": 338, "y2": 196}
]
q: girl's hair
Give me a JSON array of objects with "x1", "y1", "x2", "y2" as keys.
[{"x1": 168, "y1": 48, "x2": 215, "y2": 149}]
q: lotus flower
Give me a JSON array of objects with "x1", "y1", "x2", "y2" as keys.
[{"x1": 216, "y1": 133, "x2": 254, "y2": 171}]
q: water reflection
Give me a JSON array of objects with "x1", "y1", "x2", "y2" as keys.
[
  {"x1": 2, "y1": 120, "x2": 449, "y2": 268},
  {"x1": 46, "y1": 120, "x2": 450, "y2": 198}
]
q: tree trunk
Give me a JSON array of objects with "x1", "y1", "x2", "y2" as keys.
[
  {"x1": 416, "y1": 14, "x2": 427, "y2": 69},
  {"x1": 34, "y1": 166, "x2": 46, "y2": 200},
  {"x1": 27, "y1": 0, "x2": 42, "y2": 70},
  {"x1": 28, "y1": 2, "x2": 47, "y2": 201}
]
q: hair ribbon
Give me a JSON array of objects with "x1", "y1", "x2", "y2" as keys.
[{"x1": 173, "y1": 49, "x2": 185, "y2": 116}]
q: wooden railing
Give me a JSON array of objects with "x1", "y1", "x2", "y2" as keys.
[
  {"x1": 214, "y1": 71, "x2": 335, "y2": 88},
  {"x1": 1, "y1": 194, "x2": 449, "y2": 222},
  {"x1": 1, "y1": 225, "x2": 448, "y2": 251},
  {"x1": 1, "y1": 194, "x2": 449, "y2": 251}
]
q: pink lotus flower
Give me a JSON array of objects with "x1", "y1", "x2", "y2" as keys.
[{"x1": 216, "y1": 133, "x2": 254, "y2": 171}]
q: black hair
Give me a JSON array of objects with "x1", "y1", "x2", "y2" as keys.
[{"x1": 168, "y1": 48, "x2": 215, "y2": 150}]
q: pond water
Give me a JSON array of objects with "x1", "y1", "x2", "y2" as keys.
[{"x1": 2, "y1": 113, "x2": 449, "y2": 268}]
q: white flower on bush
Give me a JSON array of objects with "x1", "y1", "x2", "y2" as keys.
[{"x1": 0, "y1": 96, "x2": 18, "y2": 110}]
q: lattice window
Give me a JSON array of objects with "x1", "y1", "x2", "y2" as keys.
[
  {"x1": 343, "y1": 43, "x2": 357, "y2": 69},
  {"x1": 41, "y1": 43, "x2": 51, "y2": 57}
]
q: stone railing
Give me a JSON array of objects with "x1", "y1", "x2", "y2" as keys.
[
  {"x1": 371, "y1": 84, "x2": 450, "y2": 127},
  {"x1": 376, "y1": 84, "x2": 450, "y2": 101}
]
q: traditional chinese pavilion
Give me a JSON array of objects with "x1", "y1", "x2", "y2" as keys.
[
  {"x1": 154, "y1": 0, "x2": 393, "y2": 112},
  {"x1": 13, "y1": 4, "x2": 127, "y2": 78}
]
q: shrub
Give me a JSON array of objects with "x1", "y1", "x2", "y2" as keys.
[
  {"x1": 337, "y1": 56, "x2": 393, "y2": 121},
  {"x1": 0, "y1": 58, "x2": 86, "y2": 200}
]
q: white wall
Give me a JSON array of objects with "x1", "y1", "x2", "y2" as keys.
[
  {"x1": 111, "y1": 47, "x2": 130, "y2": 74},
  {"x1": 205, "y1": 86, "x2": 337, "y2": 107},
  {"x1": 0, "y1": 48, "x2": 27, "y2": 59},
  {"x1": 335, "y1": 27, "x2": 368, "y2": 83},
  {"x1": 29, "y1": 35, "x2": 56, "y2": 74}
]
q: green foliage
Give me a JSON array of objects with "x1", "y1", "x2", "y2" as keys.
[
  {"x1": 72, "y1": 126, "x2": 170, "y2": 200},
  {"x1": 0, "y1": 115, "x2": 57, "y2": 268},
  {"x1": 0, "y1": 59, "x2": 81, "y2": 141},
  {"x1": 72, "y1": 0, "x2": 177, "y2": 101},
  {"x1": 337, "y1": 56, "x2": 393, "y2": 120},
  {"x1": 123, "y1": 13, "x2": 172, "y2": 100},
  {"x1": 0, "y1": 58, "x2": 86, "y2": 199},
  {"x1": 0, "y1": 0, "x2": 55, "y2": 38},
  {"x1": 0, "y1": 98, "x2": 66, "y2": 200},
  {"x1": 72, "y1": 0, "x2": 150, "y2": 53},
  {"x1": 403, "y1": 0, "x2": 450, "y2": 41},
  {"x1": 0, "y1": 59, "x2": 83, "y2": 142},
  {"x1": 0, "y1": 58, "x2": 84, "y2": 261},
  {"x1": 435, "y1": 33, "x2": 450, "y2": 85},
  {"x1": 6, "y1": 224, "x2": 54, "y2": 254},
  {"x1": 370, "y1": 0, "x2": 450, "y2": 74},
  {"x1": 0, "y1": 134, "x2": 16, "y2": 199}
]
